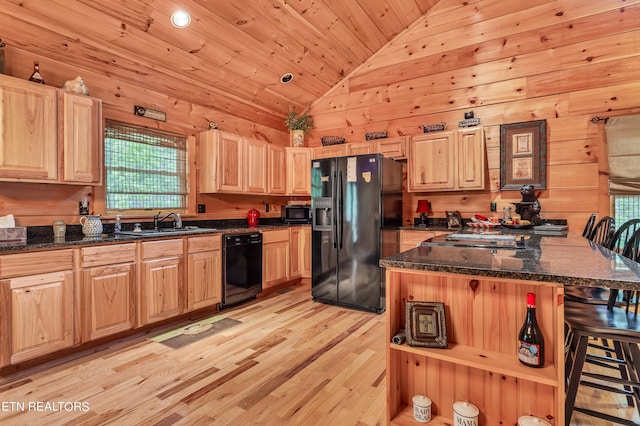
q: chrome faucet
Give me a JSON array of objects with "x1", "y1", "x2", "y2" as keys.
[{"x1": 154, "y1": 212, "x2": 176, "y2": 230}]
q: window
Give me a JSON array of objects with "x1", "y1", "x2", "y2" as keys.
[
  {"x1": 104, "y1": 120, "x2": 187, "y2": 212},
  {"x1": 605, "y1": 115, "x2": 640, "y2": 222},
  {"x1": 613, "y1": 195, "x2": 640, "y2": 225}
]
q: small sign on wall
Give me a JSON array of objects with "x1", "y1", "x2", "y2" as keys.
[{"x1": 134, "y1": 105, "x2": 166, "y2": 122}]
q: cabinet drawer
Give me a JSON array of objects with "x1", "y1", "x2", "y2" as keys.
[
  {"x1": 262, "y1": 229, "x2": 290, "y2": 244},
  {"x1": 81, "y1": 243, "x2": 136, "y2": 267},
  {"x1": 0, "y1": 250, "x2": 73, "y2": 278},
  {"x1": 188, "y1": 234, "x2": 221, "y2": 253},
  {"x1": 141, "y1": 239, "x2": 184, "y2": 259}
]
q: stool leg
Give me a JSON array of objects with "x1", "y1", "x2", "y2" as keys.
[
  {"x1": 566, "y1": 332, "x2": 589, "y2": 426},
  {"x1": 626, "y1": 342, "x2": 640, "y2": 414}
]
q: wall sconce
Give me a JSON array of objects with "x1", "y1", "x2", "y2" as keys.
[{"x1": 416, "y1": 200, "x2": 431, "y2": 227}]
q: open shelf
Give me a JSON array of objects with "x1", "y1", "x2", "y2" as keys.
[
  {"x1": 390, "y1": 405, "x2": 452, "y2": 426},
  {"x1": 389, "y1": 341, "x2": 558, "y2": 387}
]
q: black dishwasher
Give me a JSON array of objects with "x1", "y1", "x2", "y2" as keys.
[{"x1": 220, "y1": 232, "x2": 263, "y2": 309}]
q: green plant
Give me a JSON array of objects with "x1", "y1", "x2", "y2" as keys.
[{"x1": 285, "y1": 111, "x2": 314, "y2": 134}]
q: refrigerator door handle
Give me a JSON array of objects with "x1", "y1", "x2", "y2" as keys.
[
  {"x1": 332, "y1": 169, "x2": 338, "y2": 249},
  {"x1": 338, "y1": 170, "x2": 344, "y2": 249}
]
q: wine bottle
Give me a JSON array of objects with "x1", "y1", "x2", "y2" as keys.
[
  {"x1": 518, "y1": 292, "x2": 545, "y2": 368},
  {"x1": 28, "y1": 61, "x2": 45, "y2": 84}
]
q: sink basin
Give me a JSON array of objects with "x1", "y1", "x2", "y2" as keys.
[{"x1": 115, "y1": 228, "x2": 218, "y2": 237}]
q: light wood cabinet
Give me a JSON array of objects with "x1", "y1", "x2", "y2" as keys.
[
  {"x1": 377, "y1": 136, "x2": 407, "y2": 159},
  {"x1": 199, "y1": 130, "x2": 270, "y2": 194},
  {"x1": 245, "y1": 136, "x2": 268, "y2": 194},
  {"x1": 0, "y1": 250, "x2": 74, "y2": 367},
  {"x1": 187, "y1": 235, "x2": 222, "y2": 311},
  {"x1": 286, "y1": 147, "x2": 311, "y2": 196},
  {"x1": 262, "y1": 229, "x2": 290, "y2": 288},
  {"x1": 268, "y1": 144, "x2": 287, "y2": 194},
  {"x1": 313, "y1": 144, "x2": 347, "y2": 159},
  {"x1": 139, "y1": 239, "x2": 184, "y2": 326},
  {"x1": 408, "y1": 127, "x2": 485, "y2": 192},
  {"x1": 347, "y1": 142, "x2": 374, "y2": 155},
  {"x1": 79, "y1": 244, "x2": 136, "y2": 342},
  {"x1": 300, "y1": 227, "x2": 311, "y2": 278},
  {"x1": 385, "y1": 268, "x2": 564, "y2": 424},
  {"x1": 0, "y1": 75, "x2": 58, "y2": 182},
  {"x1": 61, "y1": 91, "x2": 103, "y2": 185}
]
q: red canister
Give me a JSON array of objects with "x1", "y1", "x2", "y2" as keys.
[{"x1": 247, "y1": 208, "x2": 260, "y2": 228}]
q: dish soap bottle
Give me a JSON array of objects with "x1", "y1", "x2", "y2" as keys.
[
  {"x1": 29, "y1": 61, "x2": 45, "y2": 84},
  {"x1": 114, "y1": 215, "x2": 122, "y2": 233}
]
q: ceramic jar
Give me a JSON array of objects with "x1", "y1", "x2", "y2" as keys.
[
  {"x1": 412, "y1": 395, "x2": 431, "y2": 423},
  {"x1": 80, "y1": 215, "x2": 103, "y2": 236},
  {"x1": 518, "y1": 416, "x2": 552, "y2": 426},
  {"x1": 453, "y1": 401, "x2": 479, "y2": 426}
]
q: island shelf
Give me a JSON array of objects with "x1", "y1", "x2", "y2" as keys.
[{"x1": 385, "y1": 268, "x2": 564, "y2": 425}]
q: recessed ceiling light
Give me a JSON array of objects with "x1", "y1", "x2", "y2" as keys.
[
  {"x1": 171, "y1": 10, "x2": 191, "y2": 28},
  {"x1": 280, "y1": 73, "x2": 294, "y2": 84}
]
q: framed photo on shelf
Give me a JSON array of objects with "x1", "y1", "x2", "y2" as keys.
[
  {"x1": 405, "y1": 301, "x2": 448, "y2": 348},
  {"x1": 500, "y1": 119, "x2": 547, "y2": 190}
]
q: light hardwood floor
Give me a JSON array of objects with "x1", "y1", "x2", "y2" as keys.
[{"x1": 0, "y1": 281, "x2": 637, "y2": 425}]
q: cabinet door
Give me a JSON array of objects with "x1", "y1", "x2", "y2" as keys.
[
  {"x1": 377, "y1": 136, "x2": 407, "y2": 159},
  {"x1": 0, "y1": 76, "x2": 58, "y2": 181},
  {"x1": 286, "y1": 147, "x2": 311, "y2": 195},
  {"x1": 199, "y1": 130, "x2": 244, "y2": 193},
  {"x1": 457, "y1": 127, "x2": 485, "y2": 190},
  {"x1": 1, "y1": 271, "x2": 74, "y2": 366},
  {"x1": 140, "y1": 257, "x2": 183, "y2": 325},
  {"x1": 408, "y1": 131, "x2": 456, "y2": 191},
  {"x1": 400, "y1": 230, "x2": 439, "y2": 252},
  {"x1": 289, "y1": 227, "x2": 302, "y2": 279},
  {"x1": 81, "y1": 263, "x2": 136, "y2": 342},
  {"x1": 300, "y1": 227, "x2": 311, "y2": 278},
  {"x1": 313, "y1": 144, "x2": 347, "y2": 159},
  {"x1": 267, "y1": 144, "x2": 286, "y2": 194},
  {"x1": 62, "y1": 92, "x2": 103, "y2": 184},
  {"x1": 245, "y1": 137, "x2": 267, "y2": 193},
  {"x1": 347, "y1": 142, "x2": 373, "y2": 155},
  {"x1": 188, "y1": 249, "x2": 221, "y2": 311},
  {"x1": 263, "y1": 241, "x2": 290, "y2": 288}
]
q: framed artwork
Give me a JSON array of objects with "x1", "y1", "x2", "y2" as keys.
[
  {"x1": 500, "y1": 120, "x2": 547, "y2": 190},
  {"x1": 405, "y1": 301, "x2": 447, "y2": 348}
]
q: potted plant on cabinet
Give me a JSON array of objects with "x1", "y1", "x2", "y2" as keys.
[{"x1": 285, "y1": 110, "x2": 313, "y2": 147}]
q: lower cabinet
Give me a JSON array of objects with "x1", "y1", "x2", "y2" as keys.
[
  {"x1": 262, "y1": 229, "x2": 290, "y2": 289},
  {"x1": 79, "y1": 244, "x2": 136, "y2": 342},
  {"x1": 187, "y1": 235, "x2": 222, "y2": 311},
  {"x1": 0, "y1": 250, "x2": 74, "y2": 367},
  {"x1": 399, "y1": 230, "x2": 451, "y2": 252},
  {"x1": 290, "y1": 226, "x2": 311, "y2": 279},
  {"x1": 139, "y1": 239, "x2": 185, "y2": 326}
]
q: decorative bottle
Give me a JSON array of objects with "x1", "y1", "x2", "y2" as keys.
[
  {"x1": 114, "y1": 215, "x2": 122, "y2": 233},
  {"x1": 518, "y1": 292, "x2": 545, "y2": 368},
  {"x1": 28, "y1": 61, "x2": 45, "y2": 84}
]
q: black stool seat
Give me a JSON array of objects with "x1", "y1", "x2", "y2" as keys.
[{"x1": 564, "y1": 301, "x2": 640, "y2": 426}]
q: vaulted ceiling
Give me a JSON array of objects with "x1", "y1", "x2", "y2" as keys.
[{"x1": 0, "y1": 0, "x2": 438, "y2": 128}]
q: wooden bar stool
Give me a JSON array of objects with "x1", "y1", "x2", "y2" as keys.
[{"x1": 564, "y1": 300, "x2": 640, "y2": 426}]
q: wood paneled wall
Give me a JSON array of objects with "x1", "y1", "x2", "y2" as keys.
[{"x1": 307, "y1": 0, "x2": 640, "y2": 231}]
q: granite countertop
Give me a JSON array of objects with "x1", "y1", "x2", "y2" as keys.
[
  {"x1": 0, "y1": 220, "x2": 308, "y2": 253},
  {"x1": 381, "y1": 226, "x2": 640, "y2": 291}
]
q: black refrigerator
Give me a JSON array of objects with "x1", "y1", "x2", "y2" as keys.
[{"x1": 311, "y1": 153, "x2": 403, "y2": 313}]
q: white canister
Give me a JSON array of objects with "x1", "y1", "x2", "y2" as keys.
[
  {"x1": 412, "y1": 395, "x2": 431, "y2": 423},
  {"x1": 79, "y1": 215, "x2": 103, "y2": 236},
  {"x1": 518, "y1": 415, "x2": 552, "y2": 426},
  {"x1": 453, "y1": 401, "x2": 479, "y2": 426}
]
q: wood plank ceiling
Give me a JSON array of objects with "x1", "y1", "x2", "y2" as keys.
[{"x1": 0, "y1": 0, "x2": 437, "y2": 130}]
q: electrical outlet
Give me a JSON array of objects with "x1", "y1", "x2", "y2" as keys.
[
  {"x1": 265, "y1": 203, "x2": 269, "y2": 212},
  {"x1": 490, "y1": 202, "x2": 497, "y2": 212},
  {"x1": 197, "y1": 204, "x2": 206, "y2": 213}
]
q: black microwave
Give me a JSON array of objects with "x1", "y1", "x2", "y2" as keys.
[{"x1": 283, "y1": 205, "x2": 312, "y2": 224}]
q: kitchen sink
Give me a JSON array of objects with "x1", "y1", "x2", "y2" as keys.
[{"x1": 115, "y1": 227, "x2": 218, "y2": 237}]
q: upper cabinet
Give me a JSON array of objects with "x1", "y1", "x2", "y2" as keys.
[
  {"x1": 286, "y1": 147, "x2": 311, "y2": 196},
  {"x1": 0, "y1": 76, "x2": 58, "y2": 181},
  {"x1": 0, "y1": 74, "x2": 102, "y2": 185},
  {"x1": 199, "y1": 130, "x2": 244, "y2": 193},
  {"x1": 61, "y1": 92, "x2": 103, "y2": 184},
  {"x1": 267, "y1": 144, "x2": 286, "y2": 195},
  {"x1": 408, "y1": 127, "x2": 485, "y2": 192},
  {"x1": 313, "y1": 144, "x2": 347, "y2": 159},
  {"x1": 245, "y1": 136, "x2": 268, "y2": 194}
]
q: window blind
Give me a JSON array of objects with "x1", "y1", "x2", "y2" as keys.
[
  {"x1": 105, "y1": 120, "x2": 187, "y2": 211},
  {"x1": 606, "y1": 115, "x2": 640, "y2": 195}
]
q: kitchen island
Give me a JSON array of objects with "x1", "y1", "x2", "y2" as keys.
[{"x1": 380, "y1": 228, "x2": 640, "y2": 425}]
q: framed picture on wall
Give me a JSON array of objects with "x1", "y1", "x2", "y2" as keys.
[{"x1": 500, "y1": 119, "x2": 547, "y2": 190}]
